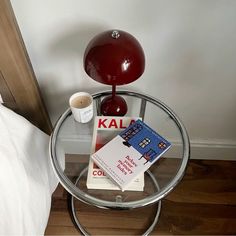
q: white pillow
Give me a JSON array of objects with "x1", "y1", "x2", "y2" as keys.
[{"x1": 0, "y1": 104, "x2": 58, "y2": 235}]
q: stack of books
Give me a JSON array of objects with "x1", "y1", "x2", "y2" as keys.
[{"x1": 86, "y1": 116, "x2": 171, "y2": 192}]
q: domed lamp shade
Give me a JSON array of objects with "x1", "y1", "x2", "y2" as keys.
[{"x1": 84, "y1": 29, "x2": 145, "y2": 116}]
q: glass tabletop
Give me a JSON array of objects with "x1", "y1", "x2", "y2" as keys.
[{"x1": 50, "y1": 91, "x2": 190, "y2": 209}]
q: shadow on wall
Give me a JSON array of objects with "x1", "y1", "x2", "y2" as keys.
[
  {"x1": 48, "y1": 23, "x2": 108, "y2": 58},
  {"x1": 43, "y1": 23, "x2": 111, "y2": 123},
  {"x1": 39, "y1": 75, "x2": 109, "y2": 124}
]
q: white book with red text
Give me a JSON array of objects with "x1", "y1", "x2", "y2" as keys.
[
  {"x1": 91, "y1": 120, "x2": 171, "y2": 191},
  {"x1": 86, "y1": 116, "x2": 144, "y2": 191}
]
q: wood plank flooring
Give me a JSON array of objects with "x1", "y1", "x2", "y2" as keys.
[{"x1": 45, "y1": 160, "x2": 236, "y2": 235}]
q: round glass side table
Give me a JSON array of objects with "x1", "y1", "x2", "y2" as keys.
[{"x1": 49, "y1": 90, "x2": 190, "y2": 235}]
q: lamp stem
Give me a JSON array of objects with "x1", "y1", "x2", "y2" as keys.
[{"x1": 112, "y1": 84, "x2": 116, "y2": 99}]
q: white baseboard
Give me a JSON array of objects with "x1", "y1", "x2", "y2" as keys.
[
  {"x1": 189, "y1": 140, "x2": 236, "y2": 160},
  {"x1": 169, "y1": 140, "x2": 236, "y2": 160}
]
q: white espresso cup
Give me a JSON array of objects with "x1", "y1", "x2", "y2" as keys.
[{"x1": 69, "y1": 92, "x2": 93, "y2": 123}]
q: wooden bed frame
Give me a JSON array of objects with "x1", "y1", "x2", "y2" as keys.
[{"x1": 0, "y1": 0, "x2": 52, "y2": 134}]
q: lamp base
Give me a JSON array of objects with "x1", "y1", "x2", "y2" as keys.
[{"x1": 101, "y1": 95, "x2": 127, "y2": 116}]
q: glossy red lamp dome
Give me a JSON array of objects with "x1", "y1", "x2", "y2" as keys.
[{"x1": 84, "y1": 29, "x2": 145, "y2": 116}]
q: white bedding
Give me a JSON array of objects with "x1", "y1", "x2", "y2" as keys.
[{"x1": 0, "y1": 104, "x2": 58, "y2": 235}]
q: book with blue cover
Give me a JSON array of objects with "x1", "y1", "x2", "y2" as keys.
[{"x1": 91, "y1": 119, "x2": 171, "y2": 191}]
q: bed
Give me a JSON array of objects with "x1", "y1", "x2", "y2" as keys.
[
  {"x1": 0, "y1": 0, "x2": 59, "y2": 234},
  {"x1": 0, "y1": 104, "x2": 58, "y2": 235}
]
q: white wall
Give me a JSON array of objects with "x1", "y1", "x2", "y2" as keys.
[{"x1": 10, "y1": 0, "x2": 236, "y2": 159}]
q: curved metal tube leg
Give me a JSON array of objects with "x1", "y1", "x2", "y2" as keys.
[{"x1": 70, "y1": 168, "x2": 161, "y2": 236}]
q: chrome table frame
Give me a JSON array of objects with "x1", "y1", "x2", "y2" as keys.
[{"x1": 49, "y1": 90, "x2": 190, "y2": 235}]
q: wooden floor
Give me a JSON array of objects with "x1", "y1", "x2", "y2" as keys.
[{"x1": 45, "y1": 160, "x2": 236, "y2": 235}]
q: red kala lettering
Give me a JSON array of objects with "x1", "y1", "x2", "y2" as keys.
[
  {"x1": 108, "y1": 119, "x2": 118, "y2": 128},
  {"x1": 98, "y1": 118, "x2": 107, "y2": 128},
  {"x1": 98, "y1": 118, "x2": 136, "y2": 129},
  {"x1": 120, "y1": 119, "x2": 127, "y2": 129}
]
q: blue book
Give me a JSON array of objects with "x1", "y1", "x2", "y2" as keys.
[{"x1": 92, "y1": 119, "x2": 171, "y2": 191}]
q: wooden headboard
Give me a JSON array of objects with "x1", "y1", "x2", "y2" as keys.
[{"x1": 0, "y1": 0, "x2": 52, "y2": 134}]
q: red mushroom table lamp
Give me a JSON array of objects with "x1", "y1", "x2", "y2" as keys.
[{"x1": 84, "y1": 30, "x2": 145, "y2": 116}]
